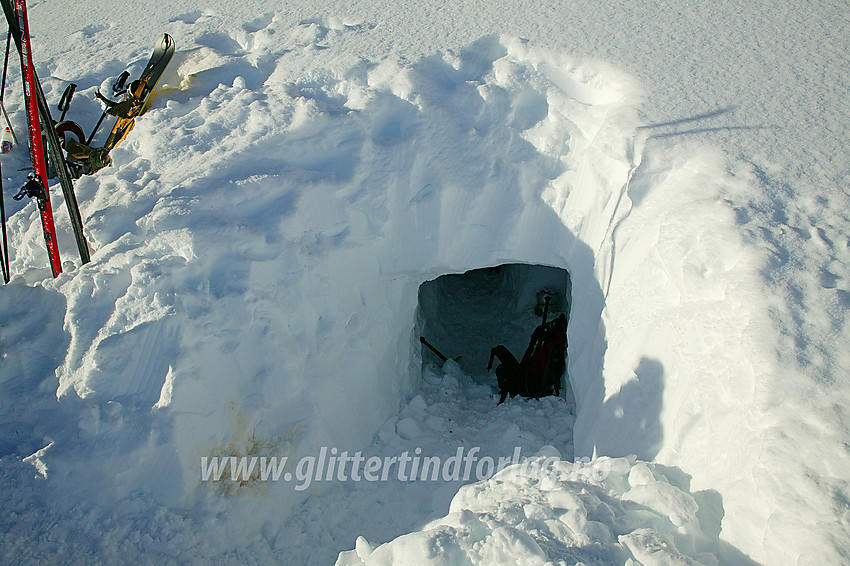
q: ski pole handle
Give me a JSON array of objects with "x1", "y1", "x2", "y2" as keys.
[
  {"x1": 57, "y1": 82, "x2": 76, "y2": 121},
  {"x1": 113, "y1": 70, "x2": 130, "y2": 95},
  {"x1": 542, "y1": 295, "x2": 550, "y2": 325}
]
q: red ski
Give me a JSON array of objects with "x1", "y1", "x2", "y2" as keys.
[{"x1": 13, "y1": 0, "x2": 60, "y2": 277}]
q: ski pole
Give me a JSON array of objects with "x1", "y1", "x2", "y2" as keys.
[
  {"x1": 87, "y1": 71, "x2": 129, "y2": 145},
  {"x1": 0, "y1": 28, "x2": 9, "y2": 101},
  {"x1": 0, "y1": 29, "x2": 15, "y2": 144},
  {"x1": 420, "y1": 336, "x2": 449, "y2": 363},
  {"x1": 0, "y1": 27, "x2": 10, "y2": 282},
  {"x1": 57, "y1": 82, "x2": 75, "y2": 121},
  {"x1": 86, "y1": 107, "x2": 107, "y2": 145},
  {"x1": 0, "y1": 158, "x2": 9, "y2": 283}
]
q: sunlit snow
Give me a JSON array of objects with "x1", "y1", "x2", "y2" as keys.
[{"x1": 0, "y1": 2, "x2": 847, "y2": 564}]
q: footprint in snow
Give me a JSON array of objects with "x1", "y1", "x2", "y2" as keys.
[{"x1": 243, "y1": 12, "x2": 276, "y2": 33}]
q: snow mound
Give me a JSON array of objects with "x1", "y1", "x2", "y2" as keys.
[
  {"x1": 337, "y1": 452, "x2": 731, "y2": 566},
  {"x1": 3, "y1": 20, "x2": 647, "y2": 556},
  {"x1": 9, "y1": 25, "x2": 643, "y2": 506}
]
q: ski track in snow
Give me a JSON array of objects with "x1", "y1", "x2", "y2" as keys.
[{"x1": 0, "y1": 5, "x2": 847, "y2": 565}]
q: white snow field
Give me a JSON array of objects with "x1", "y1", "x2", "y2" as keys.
[{"x1": 0, "y1": 0, "x2": 848, "y2": 564}]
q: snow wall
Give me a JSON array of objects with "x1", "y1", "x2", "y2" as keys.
[{"x1": 1, "y1": 23, "x2": 824, "y2": 563}]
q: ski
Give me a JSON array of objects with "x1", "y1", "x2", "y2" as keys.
[
  {"x1": 64, "y1": 34, "x2": 175, "y2": 175},
  {"x1": 10, "y1": 0, "x2": 60, "y2": 276},
  {"x1": 1, "y1": 0, "x2": 90, "y2": 266},
  {"x1": 102, "y1": 33, "x2": 175, "y2": 152}
]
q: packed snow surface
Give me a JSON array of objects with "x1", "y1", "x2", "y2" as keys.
[{"x1": 0, "y1": 1, "x2": 848, "y2": 564}]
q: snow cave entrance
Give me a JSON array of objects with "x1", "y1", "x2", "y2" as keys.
[{"x1": 416, "y1": 264, "x2": 572, "y2": 394}]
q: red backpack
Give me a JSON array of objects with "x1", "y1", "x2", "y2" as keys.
[{"x1": 523, "y1": 315, "x2": 567, "y2": 397}]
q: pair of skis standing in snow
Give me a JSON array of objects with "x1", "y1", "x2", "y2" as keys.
[{"x1": 0, "y1": 0, "x2": 174, "y2": 281}]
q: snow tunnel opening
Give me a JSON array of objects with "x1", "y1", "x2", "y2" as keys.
[{"x1": 415, "y1": 263, "x2": 574, "y2": 399}]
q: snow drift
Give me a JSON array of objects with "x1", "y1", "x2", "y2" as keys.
[
  {"x1": 1, "y1": 13, "x2": 845, "y2": 564},
  {"x1": 337, "y1": 448, "x2": 744, "y2": 566}
]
